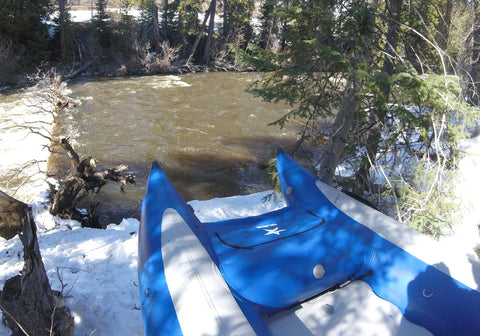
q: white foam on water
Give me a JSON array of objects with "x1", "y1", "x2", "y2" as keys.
[{"x1": 0, "y1": 91, "x2": 55, "y2": 202}]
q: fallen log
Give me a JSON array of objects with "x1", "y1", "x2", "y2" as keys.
[
  {"x1": 0, "y1": 191, "x2": 74, "y2": 336},
  {"x1": 63, "y1": 62, "x2": 94, "y2": 81},
  {"x1": 50, "y1": 138, "x2": 135, "y2": 228}
]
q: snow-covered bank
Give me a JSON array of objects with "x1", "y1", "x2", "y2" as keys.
[
  {"x1": 53, "y1": 9, "x2": 142, "y2": 23},
  {"x1": 0, "y1": 195, "x2": 143, "y2": 335},
  {"x1": 440, "y1": 136, "x2": 480, "y2": 257}
]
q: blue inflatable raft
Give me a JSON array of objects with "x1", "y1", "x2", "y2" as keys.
[{"x1": 138, "y1": 150, "x2": 480, "y2": 335}]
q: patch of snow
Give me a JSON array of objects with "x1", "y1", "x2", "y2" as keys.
[{"x1": 440, "y1": 137, "x2": 480, "y2": 256}]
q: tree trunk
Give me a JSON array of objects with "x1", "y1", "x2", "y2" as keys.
[
  {"x1": 202, "y1": 0, "x2": 217, "y2": 64},
  {"x1": 187, "y1": 3, "x2": 213, "y2": 64},
  {"x1": 353, "y1": 0, "x2": 402, "y2": 194},
  {"x1": 318, "y1": 80, "x2": 360, "y2": 184},
  {"x1": 58, "y1": 0, "x2": 68, "y2": 60},
  {"x1": 223, "y1": 0, "x2": 229, "y2": 40},
  {"x1": 162, "y1": 0, "x2": 168, "y2": 32},
  {"x1": 469, "y1": 2, "x2": 480, "y2": 106},
  {"x1": 0, "y1": 192, "x2": 74, "y2": 336},
  {"x1": 152, "y1": 4, "x2": 162, "y2": 53},
  {"x1": 438, "y1": 0, "x2": 452, "y2": 52}
]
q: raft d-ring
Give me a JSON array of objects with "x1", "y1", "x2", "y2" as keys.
[{"x1": 422, "y1": 288, "x2": 434, "y2": 298}]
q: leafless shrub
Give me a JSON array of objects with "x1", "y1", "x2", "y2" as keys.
[
  {"x1": 131, "y1": 40, "x2": 180, "y2": 74},
  {"x1": 145, "y1": 41, "x2": 180, "y2": 74}
]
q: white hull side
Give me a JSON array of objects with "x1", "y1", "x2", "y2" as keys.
[{"x1": 161, "y1": 208, "x2": 256, "y2": 336}]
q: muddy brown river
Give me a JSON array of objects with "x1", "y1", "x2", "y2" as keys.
[{"x1": 55, "y1": 72, "x2": 298, "y2": 222}]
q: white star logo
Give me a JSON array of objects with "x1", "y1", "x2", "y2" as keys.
[{"x1": 264, "y1": 227, "x2": 286, "y2": 236}]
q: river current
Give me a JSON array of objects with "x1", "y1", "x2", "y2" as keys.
[{"x1": 1, "y1": 72, "x2": 297, "y2": 223}]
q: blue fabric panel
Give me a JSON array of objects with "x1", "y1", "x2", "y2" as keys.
[
  {"x1": 205, "y1": 206, "x2": 366, "y2": 312},
  {"x1": 209, "y1": 205, "x2": 326, "y2": 249}
]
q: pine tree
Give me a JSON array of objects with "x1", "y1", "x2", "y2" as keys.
[
  {"x1": 51, "y1": 0, "x2": 75, "y2": 61},
  {"x1": 177, "y1": 0, "x2": 203, "y2": 35},
  {"x1": 93, "y1": 0, "x2": 112, "y2": 50},
  {"x1": 0, "y1": 0, "x2": 52, "y2": 67},
  {"x1": 236, "y1": 0, "x2": 480, "y2": 236},
  {"x1": 138, "y1": 0, "x2": 163, "y2": 53},
  {"x1": 223, "y1": 0, "x2": 255, "y2": 48},
  {"x1": 353, "y1": 0, "x2": 402, "y2": 194}
]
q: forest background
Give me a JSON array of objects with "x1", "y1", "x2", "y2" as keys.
[{"x1": 1, "y1": 0, "x2": 480, "y2": 240}]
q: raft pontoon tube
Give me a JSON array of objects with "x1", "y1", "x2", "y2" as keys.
[{"x1": 138, "y1": 149, "x2": 480, "y2": 336}]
